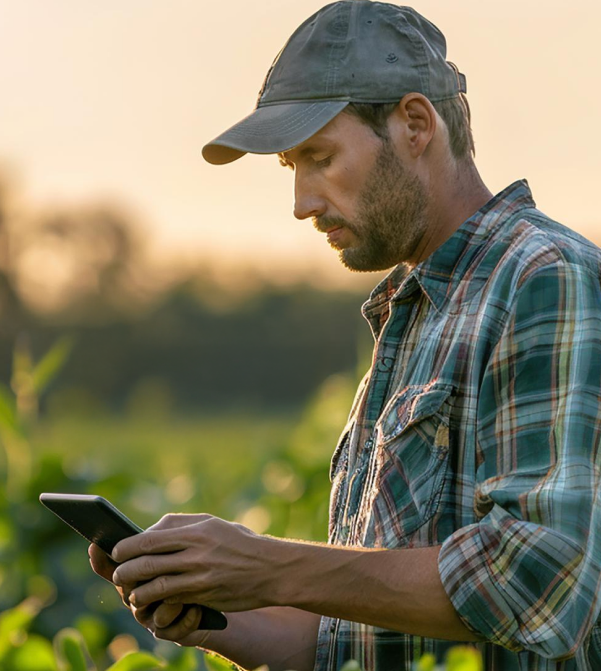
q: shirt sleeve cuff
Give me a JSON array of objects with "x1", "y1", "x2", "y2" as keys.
[{"x1": 437, "y1": 523, "x2": 525, "y2": 652}]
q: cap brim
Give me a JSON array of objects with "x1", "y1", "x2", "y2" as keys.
[{"x1": 202, "y1": 101, "x2": 349, "y2": 165}]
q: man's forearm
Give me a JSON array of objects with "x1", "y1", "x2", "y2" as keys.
[
  {"x1": 200, "y1": 607, "x2": 321, "y2": 671},
  {"x1": 277, "y1": 543, "x2": 481, "y2": 642}
]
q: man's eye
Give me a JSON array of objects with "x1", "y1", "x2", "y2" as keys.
[{"x1": 314, "y1": 156, "x2": 332, "y2": 168}]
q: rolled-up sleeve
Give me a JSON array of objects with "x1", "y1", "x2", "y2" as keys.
[{"x1": 438, "y1": 260, "x2": 601, "y2": 660}]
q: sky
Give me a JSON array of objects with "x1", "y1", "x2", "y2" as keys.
[{"x1": 0, "y1": 0, "x2": 600, "y2": 285}]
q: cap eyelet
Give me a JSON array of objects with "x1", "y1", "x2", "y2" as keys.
[{"x1": 386, "y1": 53, "x2": 398, "y2": 63}]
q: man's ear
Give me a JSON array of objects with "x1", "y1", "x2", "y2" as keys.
[{"x1": 387, "y1": 93, "x2": 437, "y2": 159}]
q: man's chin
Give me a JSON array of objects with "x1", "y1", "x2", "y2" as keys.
[{"x1": 339, "y1": 249, "x2": 396, "y2": 273}]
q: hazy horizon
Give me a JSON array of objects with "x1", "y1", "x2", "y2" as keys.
[{"x1": 1, "y1": 0, "x2": 600, "y2": 286}]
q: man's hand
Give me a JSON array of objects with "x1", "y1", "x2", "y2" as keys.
[
  {"x1": 88, "y1": 542, "x2": 191, "y2": 635},
  {"x1": 111, "y1": 514, "x2": 279, "y2": 612},
  {"x1": 91, "y1": 518, "x2": 323, "y2": 669}
]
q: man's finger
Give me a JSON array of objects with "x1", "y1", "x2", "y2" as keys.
[
  {"x1": 147, "y1": 513, "x2": 213, "y2": 532},
  {"x1": 132, "y1": 602, "x2": 161, "y2": 628},
  {"x1": 89, "y1": 543, "x2": 119, "y2": 581},
  {"x1": 112, "y1": 552, "x2": 185, "y2": 586},
  {"x1": 130, "y1": 574, "x2": 200, "y2": 608},
  {"x1": 112, "y1": 526, "x2": 197, "y2": 563},
  {"x1": 153, "y1": 602, "x2": 184, "y2": 629},
  {"x1": 153, "y1": 605, "x2": 204, "y2": 642}
]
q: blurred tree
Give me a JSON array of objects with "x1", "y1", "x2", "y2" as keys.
[
  {"x1": 0, "y1": 176, "x2": 27, "y2": 339},
  {"x1": 0, "y1": 168, "x2": 370, "y2": 413},
  {"x1": 14, "y1": 204, "x2": 151, "y2": 322}
]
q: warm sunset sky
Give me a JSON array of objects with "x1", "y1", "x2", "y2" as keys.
[{"x1": 1, "y1": 0, "x2": 600, "y2": 284}]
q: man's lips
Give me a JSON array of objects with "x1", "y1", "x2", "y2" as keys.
[{"x1": 326, "y1": 226, "x2": 345, "y2": 246}]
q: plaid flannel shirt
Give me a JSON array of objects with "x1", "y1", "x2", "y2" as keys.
[{"x1": 313, "y1": 180, "x2": 601, "y2": 671}]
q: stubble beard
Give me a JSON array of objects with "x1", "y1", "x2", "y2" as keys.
[{"x1": 324, "y1": 140, "x2": 429, "y2": 272}]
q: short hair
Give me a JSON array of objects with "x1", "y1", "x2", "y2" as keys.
[{"x1": 344, "y1": 93, "x2": 475, "y2": 161}]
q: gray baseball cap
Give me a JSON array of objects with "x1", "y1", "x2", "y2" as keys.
[{"x1": 202, "y1": 1, "x2": 466, "y2": 165}]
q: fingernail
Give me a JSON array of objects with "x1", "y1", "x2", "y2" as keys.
[{"x1": 129, "y1": 592, "x2": 137, "y2": 605}]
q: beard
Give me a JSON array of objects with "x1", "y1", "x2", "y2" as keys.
[{"x1": 316, "y1": 140, "x2": 429, "y2": 272}]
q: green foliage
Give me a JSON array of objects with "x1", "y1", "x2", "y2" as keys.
[
  {"x1": 0, "y1": 383, "x2": 19, "y2": 434},
  {"x1": 413, "y1": 652, "x2": 437, "y2": 671},
  {"x1": 54, "y1": 628, "x2": 88, "y2": 671},
  {"x1": 203, "y1": 654, "x2": 237, "y2": 671},
  {"x1": 154, "y1": 648, "x2": 198, "y2": 671},
  {"x1": 445, "y1": 646, "x2": 483, "y2": 671},
  {"x1": 0, "y1": 331, "x2": 485, "y2": 671},
  {"x1": 0, "y1": 597, "x2": 43, "y2": 659},
  {"x1": 339, "y1": 662, "x2": 362, "y2": 671},
  {"x1": 106, "y1": 651, "x2": 166, "y2": 671},
  {"x1": 6, "y1": 633, "x2": 58, "y2": 671},
  {"x1": 31, "y1": 336, "x2": 76, "y2": 396}
]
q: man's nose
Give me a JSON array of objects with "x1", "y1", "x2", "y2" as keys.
[{"x1": 293, "y1": 176, "x2": 326, "y2": 221}]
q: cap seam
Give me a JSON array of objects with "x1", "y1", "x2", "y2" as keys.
[
  {"x1": 393, "y1": 19, "x2": 431, "y2": 98},
  {"x1": 257, "y1": 93, "x2": 462, "y2": 106}
]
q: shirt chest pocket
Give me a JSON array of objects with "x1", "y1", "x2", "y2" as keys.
[{"x1": 361, "y1": 383, "x2": 455, "y2": 547}]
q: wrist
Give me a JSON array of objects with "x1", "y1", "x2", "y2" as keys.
[{"x1": 268, "y1": 538, "x2": 325, "y2": 609}]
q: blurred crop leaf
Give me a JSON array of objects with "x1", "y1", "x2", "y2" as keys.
[
  {"x1": 413, "y1": 653, "x2": 437, "y2": 671},
  {"x1": 106, "y1": 651, "x2": 166, "y2": 671},
  {"x1": 32, "y1": 336, "x2": 76, "y2": 395},
  {"x1": 157, "y1": 647, "x2": 198, "y2": 671},
  {"x1": 445, "y1": 646, "x2": 483, "y2": 671},
  {"x1": 0, "y1": 383, "x2": 19, "y2": 434},
  {"x1": 339, "y1": 662, "x2": 362, "y2": 671},
  {"x1": 0, "y1": 515, "x2": 14, "y2": 551},
  {"x1": 5, "y1": 633, "x2": 58, "y2": 671},
  {"x1": 12, "y1": 337, "x2": 33, "y2": 387},
  {"x1": 0, "y1": 597, "x2": 41, "y2": 660},
  {"x1": 74, "y1": 614, "x2": 108, "y2": 660},
  {"x1": 204, "y1": 653, "x2": 237, "y2": 671},
  {"x1": 27, "y1": 575, "x2": 58, "y2": 608},
  {"x1": 53, "y1": 628, "x2": 89, "y2": 671}
]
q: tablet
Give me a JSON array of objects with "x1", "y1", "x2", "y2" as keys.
[
  {"x1": 40, "y1": 493, "x2": 143, "y2": 554},
  {"x1": 39, "y1": 492, "x2": 228, "y2": 630}
]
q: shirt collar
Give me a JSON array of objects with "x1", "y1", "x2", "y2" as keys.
[{"x1": 362, "y1": 179, "x2": 537, "y2": 335}]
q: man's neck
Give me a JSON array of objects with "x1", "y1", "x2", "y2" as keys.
[{"x1": 408, "y1": 163, "x2": 493, "y2": 267}]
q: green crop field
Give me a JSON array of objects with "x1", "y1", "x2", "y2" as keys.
[{"x1": 0, "y1": 344, "x2": 481, "y2": 670}]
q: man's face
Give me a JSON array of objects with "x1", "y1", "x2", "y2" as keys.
[{"x1": 280, "y1": 110, "x2": 429, "y2": 272}]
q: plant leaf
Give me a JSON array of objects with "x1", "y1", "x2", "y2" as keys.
[
  {"x1": 158, "y1": 647, "x2": 198, "y2": 671},
  {"x1": 0, "y1": 597, "x2": 41, "y2": 660},
  {"x1": 32, "y1": 336, "x2": 75, "y2": 394},
  {"x1": 414, "y1": 653, "x2": 437, "y2": 671},
  {"x1": 203, "y1": 653, "x2": 237, "y2": 671},
  {"x1": 0, "y1": 383, "x2": 18, "y2": 433},
  {"x1": 5, "y1": 633, "x2": 58, "y2": 671},
  {"x1": 445, "y1": 645, "x2": 483, "y2": 671},
  {"x1": 339, "y1": 662, "x2": 363, "y2": 671},
  {"x1": 53, "y1": 628, "x2": 89, "y2": 671},
  {"x1": 106, "y1": 651, "x2": 166, "y2": 671}
]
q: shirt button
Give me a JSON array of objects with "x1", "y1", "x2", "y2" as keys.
[{"x1": 376, "y1": 356, "x2": 393, "y2": 372}]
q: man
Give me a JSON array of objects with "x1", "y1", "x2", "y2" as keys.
[{"x1": 90, "y1": 2, "x2": 601, "y2": 670}]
